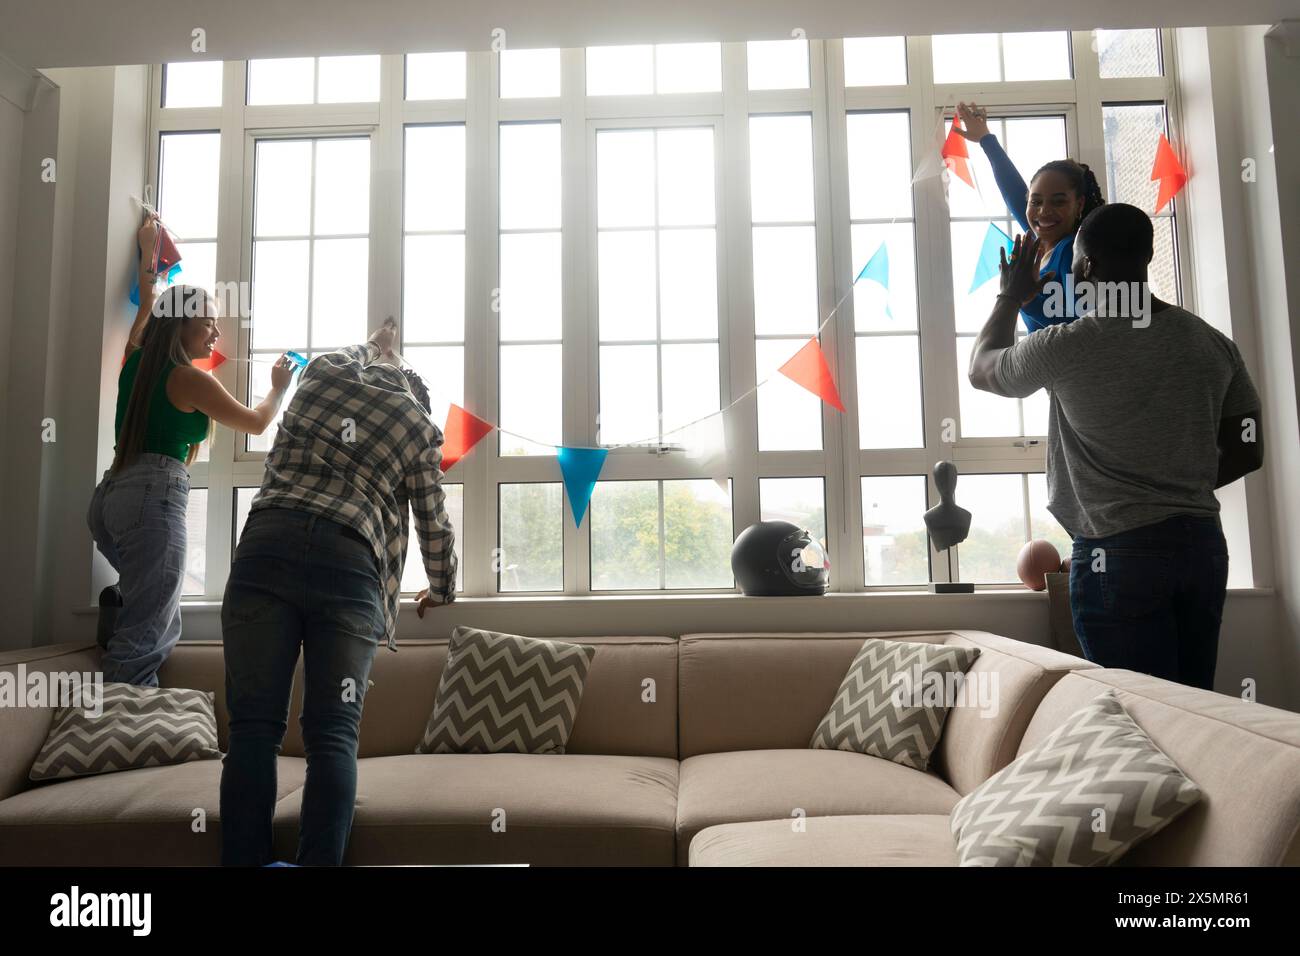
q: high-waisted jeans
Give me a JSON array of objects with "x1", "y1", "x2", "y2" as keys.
[
  {"x1": 219, "y1": 506, "x2": 384, "y2": 867},
  {"x1": 86, "y1": 454, "x2": 190, "y2": 687}
]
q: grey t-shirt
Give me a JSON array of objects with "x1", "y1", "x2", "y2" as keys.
[{"x1": 993, "y1": 305, "x2": 1260, "y2": 539}]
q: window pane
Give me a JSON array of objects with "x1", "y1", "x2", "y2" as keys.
[
  {"x1": 314, "y1": 138, "x2": 370, "y2": 235},
  {"x1": 846, "y1": 112, "x2": 913, "y2": 221},
  {"x1": 1150, "y1": 216, "x2": 1179, "y2": 304},
  {"x1": 749, "y1": 114, "x2": 814, "y2": 223},
  {"x1": 498, "y1": 483, "x2": 563, "y2": 591},
  {"x1": 403, "y1": 345, "x2": 464, "y2": 417},
  {"x1": 406, "y1": 52, "x2": 467, "y2": 99},
  {"x1": 1001, "y1": 32, "x2": 1072, "y2": 82},
  {"x1": 1027, "y1": 473, "x2": 1073, "y2": 561},
  {"x1": 164, "y1": 62, "x2": 222, "y2": 108},
  {"x1": 500, "y1": 48, "x2": 560, "y2": 98},
  {"x1": 956, "y1": 335, "x2": 1021, "y2": 437},
  {"x1": 248, "y1": 57, "x2": 314, "y2": 105},
  {"x1": 760, "y1": 477, "x2": 827, "y2": 548},
  {"x1": 857, "y1": 336, "x2": 923, "y2": 449},
  {"x1": 587, "y1": 45, "x2": 654, "y2": 96},
  {"x1": 597, "y1": 129, "x2": 655, "y2": 228},
  {"x1": 1096, "y1": 29, "x2": 1162, "y2": 79},
  {"x1": 656, "y1": 127, "x2": 715, "y2": 227},
  {"x1": 406, "y1": 125, "x2": 466, "y2": 232},
  {"x1": 500, "y1": 122, "x2": 561, "y2": 230},
  {"x1": 598, "y1": 230, "x2": 657, "y2": 341},
  {"x1": 951, "y1": 219, "x2": 1016, "y2": 334},
  {"x1": 756, "y1": 338, "x2": 822, "y2": 451},
  {"x1": 251, "y1": 239, "x2": 308, "y2": 350},
  {"x1": 311, "y1": 238, "x2": 368, "y2": 347},
  {"x1": 599, "y1": 344, "x2": 658, "y2": 445},
  {"x1": 500, "y1": 344, "x2": 562, "y2": 456},
  {"x1": 752, "y1": 226, "x2": 818, "y2": 335},
  {"x1": 851, "y1": 223, "x2": 917, "y2": 331},
  {"x1": 664, "y1": 480, "x2": 734, "y2": 588},
  {"x1": 403, "y1": 234, "x2": 464, "y2": 343},
  {"x1": 843, "y1": 37, "x2": 907, "y2": 86},
  {"x1": 401, "y1": 485, "x2": 465, "y2": 593},
  {"x1": 499, "y1": 232, "x2": 562, "y2": 341},
  {"x1": 254, "y1": 140, "x2": 312, "y2": 237},
  {"x1": 1101, "y1": 103, "x2": 1166, "y2": 212},
  {"x1": 658, "y1": 228, "x2": 718, "y2": 340},
  {"x1": 234, "y1": 488, "x2": 256, "y2": 547},
  {"x1": 159, "y1": 132, "x2": 221, "y2": 240},
  {"x1": 174, "y1": 241, "x2": 217, "y2": 296},
  {"x1": 956, "y1": 473, "x2": 1026, "y2": 584},
  {"x1": 656, "y1": 43, "x2": 722, "y2": 93},
  {"x1": 747, "y1": 40, "x2": 809, "y2": 90},
  {"x1": 182, "y1": 488, "x2": 208, "y2": 596},
  {"x1": 931, "y1": 34, "x2": 1000, "y2": 84},
  {"x1": 861, "y1": 476, "x2": 930, "y2": 585},
  {"x1": 661, "y1": 343, "x2": 720, "y2": 437},
  {"x1": 317, "y1": 55, "x2": 380, "y2": 103},
  {"x1": 590, "y1": 481, "x2": 660, "y2": 589}
]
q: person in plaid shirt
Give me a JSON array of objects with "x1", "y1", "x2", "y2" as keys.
[{"x1": 220, "y1": 318, "x2": 456, "y2": 867}]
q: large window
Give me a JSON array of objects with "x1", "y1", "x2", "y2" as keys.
[{"x1": 146, "y1": 31, "x2": 1250, "y2": 600}]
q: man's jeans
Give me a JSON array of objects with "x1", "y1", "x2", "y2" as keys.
[
  {"x1": 1069, "y1": 514, "x2": 1229, "y2": 691},
  {"x1": 220, "y1": 507, "x2": 384, "y2": 867},
  {"x1": 86, "y1": 454, "x2": 190, "y2": 687}
]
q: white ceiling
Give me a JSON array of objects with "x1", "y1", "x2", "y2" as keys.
[{"x1": 0, "y1": 0, "x2": 1296, "y2": 70}]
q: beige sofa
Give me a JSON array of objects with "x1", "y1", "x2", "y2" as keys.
[{"x1": 2, "y1": 629, "x2": 1298, "y2": 866}]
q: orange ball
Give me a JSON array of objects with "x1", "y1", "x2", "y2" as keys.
[{"x1": 1017, "y1": 539, "x2": 1062, "y2": 591}]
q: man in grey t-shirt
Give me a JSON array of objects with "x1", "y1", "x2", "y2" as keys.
[{"x1": 968, "y1": 204, "x2": 1263, "y2": 690}]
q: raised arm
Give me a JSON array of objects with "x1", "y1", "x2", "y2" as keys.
[
  {"x1": 124, "y1": 214, "x2": 161, "y2": 360},
  {"x1": 170, "y1": 355, "x2": 294, "y2": 435},
  {"x1": 956, "y1": 102, "x2": 1030, "y2": 233}
]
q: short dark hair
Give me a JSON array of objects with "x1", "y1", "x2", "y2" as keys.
[
  {"x1": 1077, "y1": 202, "x2": 1154, "y2": 267},
  {"x1": 400, "y1": 366, "x2": 432, "y2": 415}
]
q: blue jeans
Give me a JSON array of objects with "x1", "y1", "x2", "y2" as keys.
[
  {"x1": 1069, "y1": 514, "x2": 1229, "y2": 690},
  {"x1": 86, "y1": 454, "x2": 190, "y2": 687},
  {"x1": 220, "y1": 507, "x2": 384, "y2": 867}
]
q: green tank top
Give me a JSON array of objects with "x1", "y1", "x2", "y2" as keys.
[{"x1": 114, "y1": 350, "x2": 211, "y2": 463}]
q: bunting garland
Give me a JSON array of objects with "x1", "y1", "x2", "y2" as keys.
[
  {"x1": 778, "y1": 337, "x2": 846, "y2": 413},
  {"x1": 970, "y1": 222, "x2": 1014, "y2": 292},
  {"x1": 1151, "y1": 133, "x2": 1188, "y2": 215},
  {"x1": 941, "y1": 121, "x2": 976, "y2": 190}
]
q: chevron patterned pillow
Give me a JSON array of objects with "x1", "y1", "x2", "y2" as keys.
[
  {"x1": 417, "y1": 626, "x2": 597, "y2": 755},
  {"x1": 810, "y1": 638, "x2": 980, "y2": 769},
  {"x1": 950, "y1": 690, "x2": 1202, "y2": 866},
  {"x1": 29, "y1": 682, "x2": 221, "y2": 781}
]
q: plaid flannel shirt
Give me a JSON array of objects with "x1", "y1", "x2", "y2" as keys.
[{"x1": 248, "y1": 342, "x2": 457, "y2": 650}]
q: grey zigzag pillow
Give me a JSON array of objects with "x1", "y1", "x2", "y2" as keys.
[
  {"x1": 810, "y1": 638, "x2": 980, "y2": 770},
  {"x1": 29, "y1": 682, "x2": 221, "y2": 781},
  {"x1": 950, "y1": 690, "x2": 1202, "y2": 866},
  {"x1": 417, "y1": 626, "x2": 597, "y2": 755}
]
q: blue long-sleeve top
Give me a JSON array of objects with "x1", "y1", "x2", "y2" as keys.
[{"x1": 979, "y1": 133, "x2": 1079, "y2": 332}]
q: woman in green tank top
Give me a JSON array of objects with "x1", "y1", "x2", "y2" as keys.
[{"x1": 87, "y1": 214, "x2": 296, "y2": 687}]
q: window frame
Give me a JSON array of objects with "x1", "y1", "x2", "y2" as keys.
[{"x1": 143, "y1": 29, "x2": 1251, "y2": 602}]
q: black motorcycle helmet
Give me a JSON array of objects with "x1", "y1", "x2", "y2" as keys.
[{"x1": 731, "y1": 520, "x2": 830, "y2": 596}]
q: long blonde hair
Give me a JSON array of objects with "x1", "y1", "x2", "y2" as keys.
[{"x1": 111, "y1": 285, "x2": 214, "y2": 474}]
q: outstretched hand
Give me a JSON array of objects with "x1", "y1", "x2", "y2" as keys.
[
  {"x1": 369, "y1": 316, "x2": 399, "y2": 359},
  {"x1": 415, "y1": 588, "x2": 447, "y2": 619},
  {"x1": 999, "y1": 234, "x2": 1055, "y2": 307},
  {"x1": 955, "y1": 102, "x2": 991, "y2": 142}
]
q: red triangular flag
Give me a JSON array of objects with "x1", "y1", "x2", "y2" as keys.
[
  {"x1": 778, "y1": 337, "x2": 845, "y2": 413},
  {"x1": 941, "y1": 123, "x2": 975, "y2": 190},
  {"x1": 441, "y1": 403, "x2": 494, "y2": 471},
  {"x1": 1150, "y1": 133, "x2": 1187, "y2": 214},
  {"x1": 192, "y1": 350, "x2": 227, "y2": 372}
]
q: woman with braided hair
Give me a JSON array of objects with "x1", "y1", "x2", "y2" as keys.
[{"x1": 955, "y1": 101, "x2": 1106, "y2": 332}]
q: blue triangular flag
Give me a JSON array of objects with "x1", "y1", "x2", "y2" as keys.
[
  {"x1": 970, "y1": 222, "x2": 1013, "y2": 293},
  {"x1": 854, "y1": 241, "x2": 892, "y2": 318},
  {"x1": 129, "y1": 261, "x2": 182, "y2": 306},
  {"x1": 557, "y1": 447, "x2": 609, "y2": 527}
]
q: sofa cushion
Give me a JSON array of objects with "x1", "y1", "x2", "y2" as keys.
[
  {"x1": 810, "y1": 638, "x2": 979, "y2": 770},
  {"x1": 690, "y1": 814, "x2": 957, "y2": 867},
  {"x1": 417, "y1": 627, "x2": 596, "y2": 755},
  {"x1": 951, "y1": 690, "x2": 1201, "y2": 866},
  {"x1": 30, "y1": 682, "x2": 221, "y2": 782},
  {"x1": 1018, "y1": 669, "x2": 1300, "y2": 865},
  {"x1": 282, "y1": 754, "x2": 678, "y2": 866},
  {"x1": 0, "y1": 757, "x2": 306, "y2": 865},
  {"x1": 675, "y1": 748, "x2": 960, "y2": 862}
]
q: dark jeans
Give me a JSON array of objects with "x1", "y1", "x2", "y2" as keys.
[
  {"x1": 220, "y1": 507, "x2": 384, "y2": 866},
  {"x1": 1069, "y1": 514, "x2": 1229, "y2": 691}
]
